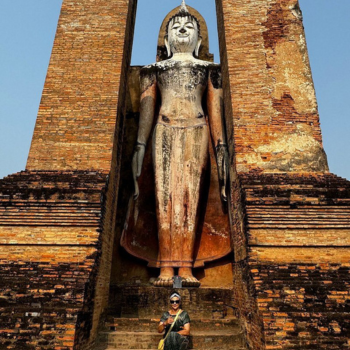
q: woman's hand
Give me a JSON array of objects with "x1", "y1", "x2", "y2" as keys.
[
  {"x1": 158, "y1": 321, "x2": 166, "y2": 333},
  {"x1": 158, "y1": 316, "x2": 174, "y2": 333}
]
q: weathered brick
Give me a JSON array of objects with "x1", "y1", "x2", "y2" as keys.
[{"x1": 232, "y1": 173, "x2": 350, "y2": 350}]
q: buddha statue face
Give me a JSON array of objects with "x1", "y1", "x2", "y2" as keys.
[{"x1": 165, "y1": 15, "x2": 202, "y2": 57}]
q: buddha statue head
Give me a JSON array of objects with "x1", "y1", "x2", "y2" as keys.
[{"x1": 165, "y1": 0, "x2": 202, "y2": 58}]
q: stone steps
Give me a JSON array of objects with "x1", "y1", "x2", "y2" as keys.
[
  {"x1": 0, "y1": 172, "x2": 105, "y2": 227},
  {"x1": 94, "y1": 286, "x2": 247, "y2": 350},
  {"x1": 97, "y1": 328, "x2": 246, "y2": 350},
  {"x1": 108, "y1": 286, "x2": 236, "y2": 318},
  {"x1": 102, "y1": 348, "x2": 248, "y2": 350},
  {"x1": 105, "y1": 317, "x2": 241, "y2": 332}
]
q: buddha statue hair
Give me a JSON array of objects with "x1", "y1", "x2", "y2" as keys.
[{"x1": 165, "y1": 5, "x2": 201, "y2": 37}]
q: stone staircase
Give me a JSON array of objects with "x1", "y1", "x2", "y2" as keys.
[{"x1": 94, "y1": 286, "x2": 247, "y2": 350}]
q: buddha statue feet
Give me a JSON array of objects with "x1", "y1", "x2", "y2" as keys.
[
  {"x1": 179, "y1": 268, "x2": 201, "y2": 287},
  {"x1": 181, "y1": 276, "x2": 201, "y2": 287},
  {"x1": 153, "y1": 267, "x2": 174, "y2": 287},
  {"x1": 153, "y1": 276, "x2": 174, "y2": 287},
  {"x1": 152, "y1": 275, "x2": 200, "y2": 287}
]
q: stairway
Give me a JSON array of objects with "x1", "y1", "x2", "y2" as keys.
[{"x1": 94, "y1": 286, "x2": 247, "y2": 350}]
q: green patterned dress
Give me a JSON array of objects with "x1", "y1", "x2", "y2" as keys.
[{"x1": 160, "y1": 310, "x2": 190, "y2": 350}]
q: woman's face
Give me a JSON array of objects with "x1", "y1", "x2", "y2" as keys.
[{"x1": 170, "y1": 297, "x2": 180, "y2": 311}]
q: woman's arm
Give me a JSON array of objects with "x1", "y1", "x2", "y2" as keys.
[
  {"x1": 178, "y1": 323, "x2": 190, "y2": 336},
  {"x1": 158, "y1": 315, "x2": 173, "y2": 333}
]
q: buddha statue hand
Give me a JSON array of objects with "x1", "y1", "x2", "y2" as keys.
[
  {"x1": 132, "y1": 142, "x2": 146, "y2": 200},
  {"x1": 215, "y1": 143, "x2": 229, "y2": 202}
]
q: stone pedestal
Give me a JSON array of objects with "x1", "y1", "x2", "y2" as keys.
[{"x1": 94, "y1": 285, "x2": 247, "y2": 350}]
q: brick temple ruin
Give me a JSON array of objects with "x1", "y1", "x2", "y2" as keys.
[{"x1": 0, "y1": 1, "x2": 349, "y2": 350}]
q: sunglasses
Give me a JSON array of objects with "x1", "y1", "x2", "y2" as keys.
[{"x1": 170, "y1": 300, "x2": 180, "y2": 304}]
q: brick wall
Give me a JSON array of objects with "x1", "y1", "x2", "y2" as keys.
[
  {"x1": 84, "y1": 0, "x2": 137, "y2": 346},
  {"x1": 215, "y1": 3, "x2": 348, "y2": 347},
  {"x1": 232, "y1": 173, "x2": 350, "y2": 350},
  {"x1": 0, "y1": 171, "x2": 107, "y2": 350},
  {"x1": 249, "y1": 251, "x2": 350, "y2": 350},
  {"x1": 26, "y1": 0, "x2": 134, "y2": 171},
  {"x1": 0, "y1": 247, "x2": 96, "y2": 350},
  {"x1": 0, "y1": 0, "x2": 136, "y2": 349},
  {"x1": 217, "y1": 0, "x2": 328, "y2": 173}
]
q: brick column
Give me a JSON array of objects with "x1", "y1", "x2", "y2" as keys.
[
  {"x1": 215, "y1": 2, "x2": 349, "y2": 350},
  {"x1": 0, "y1": 1, "x2": 137, "y2": 349},
  {"x1": 27, "y1": 0, "x2": 134, "y2": 171},
  {"x1": 217, "y1": 0, "x2": 328, "y2": 174}
]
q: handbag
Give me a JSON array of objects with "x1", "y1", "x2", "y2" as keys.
[{"x1": 158, "y1": 309, "x2": 182, "y2": 350}]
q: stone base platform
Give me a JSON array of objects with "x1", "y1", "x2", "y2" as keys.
[
  {"x1": 108, "y1": 285, "x2": 237, "y2": 319},
  {"x1": 93, "y1": 286, "x2": 247, "y2": 350}
]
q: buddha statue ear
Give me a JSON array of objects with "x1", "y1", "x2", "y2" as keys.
[
  {"x1": 195, "y1": 36, "x2": 202, "y2": 57},
  {"x1": 165, "y1": 36, "x2": 172, "y2": 58}
]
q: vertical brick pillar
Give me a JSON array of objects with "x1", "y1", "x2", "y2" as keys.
[
  {"x1": 217, "y1": 0, "x2": 328, "y2": 174},
  {"x1": 216, "y1": 2, "x2": 350, "y2": 350},
  {"x1": 0, "y1": 1, "x2": 138, "y2": 349},
  {"x1": 27, "y1": 0, "x2": 134, "y2": 171}
]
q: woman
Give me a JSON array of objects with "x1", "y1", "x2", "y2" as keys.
[{"x1": 158, "y1": 293, "x2": 190, "y2": 350}]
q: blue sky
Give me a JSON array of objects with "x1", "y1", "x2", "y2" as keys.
[{"x1": 0, "y1": 0, "x2": 349, "y2": 179}]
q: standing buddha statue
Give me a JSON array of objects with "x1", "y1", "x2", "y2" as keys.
[{"x1": 130, "y1": 1, "x2": 229, "y2": 287}]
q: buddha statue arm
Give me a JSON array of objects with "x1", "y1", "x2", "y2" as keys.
[
  {"x1": 207, "y1": 66, "x2": 229, "y2": 201},
  {"x1": 132, "y1": 68, "x2": 157, "y2": 199}
]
